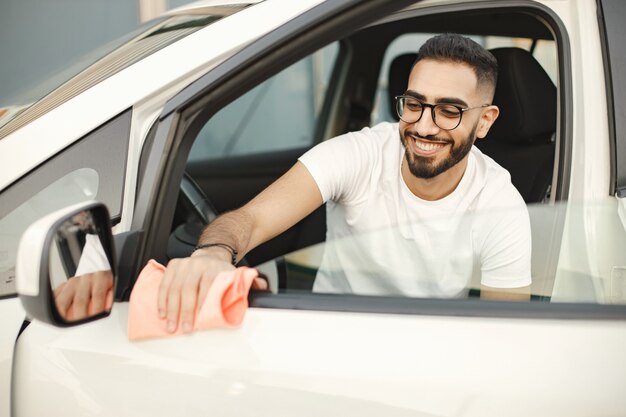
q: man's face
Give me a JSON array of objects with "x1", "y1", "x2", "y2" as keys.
[{"x1": 399, "y1": 59, "x2": 489, "y2": 179}]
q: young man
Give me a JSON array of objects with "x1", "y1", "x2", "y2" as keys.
[{"x1": 158, "y1": 34, "x2": 532, "y2": 334}]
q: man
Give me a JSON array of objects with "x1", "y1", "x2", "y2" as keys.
[{"x1": 158, "y1": 34, "x2": 532, "y2": 334}]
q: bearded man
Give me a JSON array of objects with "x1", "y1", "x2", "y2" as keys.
[{"x1": 158, "y1": 34, "x2": 531, "y2": 334}]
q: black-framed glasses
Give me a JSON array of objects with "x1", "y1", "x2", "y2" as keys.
[{"x1": 395, "y1": 95, "x2": 489, "y2": 131}]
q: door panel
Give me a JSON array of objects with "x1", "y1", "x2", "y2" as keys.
[{"x1": 12, "y1": 304, "x2": 626, "y2": 417}]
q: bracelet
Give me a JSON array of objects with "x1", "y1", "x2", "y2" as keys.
[{"x1": 194, "y1": 242, "x2": 238, "y2": 265}]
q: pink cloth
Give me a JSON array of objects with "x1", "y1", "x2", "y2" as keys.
[{"x1": 128, "y1": 259, "x2": 258, "y2": 341}]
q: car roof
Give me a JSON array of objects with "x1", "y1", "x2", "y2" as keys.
[{"x1": 166, "y1": 0, "x2": 263, "y2": 16}]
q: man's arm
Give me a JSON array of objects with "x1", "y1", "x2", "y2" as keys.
[
  {"x1": 480, "y1": 285, "x2": 530, "y2": 301},
  {"x1": 158, "y1": 161, "x2": 323, "y2": 333}
]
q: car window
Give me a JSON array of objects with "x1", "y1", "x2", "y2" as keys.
[
  {"x1": 277, "y1": 200, "x2": 626, "y2": 305},
  {"x1": 0, "y1": 110, "x2": 130, "y2": 298},
  {"x1": 161, "y1": 4, "x2": 602, "y2": 316},
  {"x1": 188, "y1": 42, "x2": 339, "y2": 161}
]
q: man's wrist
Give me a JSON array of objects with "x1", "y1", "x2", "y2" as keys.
[
  {"x1": 192, "y1": 242, "x2": 238, "y2": 265},
  {"x1": 191, "y1": 246, "x2": 231, "y2": 263}
]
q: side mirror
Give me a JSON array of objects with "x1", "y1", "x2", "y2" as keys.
[{"x1": 16, "y1": 202, "x2": 117, "y2": 326}]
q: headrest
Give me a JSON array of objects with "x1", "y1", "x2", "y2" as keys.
[
  {"x1": 388, "y1": 53, "x2": 417, "y2": 121},
  {"x1": 487, "y1": 47, "x2": 556, "y2": 144},
  {"x1": 385, "y1": 48, "x2": 556, "y2": 144}
]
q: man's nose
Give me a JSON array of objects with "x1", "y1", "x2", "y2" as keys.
[{"x1": 414, "y1": 107, "x2": 440, "y2": 136}]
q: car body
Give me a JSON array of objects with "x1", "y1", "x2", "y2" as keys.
[{"x1": 1, "y1": 0, "x2": 626, "y2": 416}]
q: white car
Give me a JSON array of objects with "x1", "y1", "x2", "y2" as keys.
[{"x1": 1, "y1": 0, "x2": 626, "y2": 416}]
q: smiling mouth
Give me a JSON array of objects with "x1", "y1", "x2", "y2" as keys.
[
  {"x1": 407, "y1": 134, "x2": 450, "y2": 155},
  {"x1": 414, "y1": 139, "x2": 447, "y2": 152}
]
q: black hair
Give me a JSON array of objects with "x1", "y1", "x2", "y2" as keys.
[{"x1": 414, "y1": 33, "x2": 498, "y2": 98}]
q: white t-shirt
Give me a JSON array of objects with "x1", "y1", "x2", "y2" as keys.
[
  {"x1": 75, "y1": 234, "x2": 111, "y2": 276},
  {"x1": 298, "y1": 122, "x2": 531, "y2": 297}
]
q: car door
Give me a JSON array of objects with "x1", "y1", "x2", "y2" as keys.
[
  {"x1": 5, "y1": 1, "x2": 328, "y2": 416},
  {"x1": 11, "y1": 1, "x2": 626, "y2": 417}
]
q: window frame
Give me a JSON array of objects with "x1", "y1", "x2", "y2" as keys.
[{"x1": 598, "y1": 0, "x2": 626, "y2": 197}]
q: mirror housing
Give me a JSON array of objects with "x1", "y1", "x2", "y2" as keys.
[{"x1": 16, "y1": 201, "x2": 117, "y2": 326}]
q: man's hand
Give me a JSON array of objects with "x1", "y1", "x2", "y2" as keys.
[
  {"x1": 158, "y1": 162, "x2": 321, "y2": 334},
  {"x1": 53, "y1": 270, "x2": 114, "y2": 321},
  {"x1": 158, "y1": 249, "x2": 233, "y2": 333},
  {"x1": 157, "y1": 249, "x2": 272, "y2": 334}
]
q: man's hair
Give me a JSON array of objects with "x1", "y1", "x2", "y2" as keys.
[{"x1": 414, "y1": 33, "x2": 498, "y2": 99}]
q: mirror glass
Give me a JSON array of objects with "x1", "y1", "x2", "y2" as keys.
[{"x1": 48, "y1": 207, "x2": 114, "y2": 322}]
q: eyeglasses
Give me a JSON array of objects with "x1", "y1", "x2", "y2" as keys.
[{"x1": 395, "y1": 95, "x2": 489, "y2": 131}]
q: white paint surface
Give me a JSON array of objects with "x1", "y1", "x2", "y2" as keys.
[{"x1": 12, "y1": 305, "x2": 626, "y2": 417}]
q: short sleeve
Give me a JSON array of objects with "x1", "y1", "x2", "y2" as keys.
[
  {"x1": 75, "y1": 234, "x2": 112, "y2": 276},
  {"x1": 477, "y1": 197, "x2": 532, "y2": 289},
  {"x1": 298, "y1": 126, "x2": 381, "y2": 205}
]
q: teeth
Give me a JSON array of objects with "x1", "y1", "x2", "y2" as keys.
[{"x1": 414, "y1": 139, "x2": 445, "y2": 152}]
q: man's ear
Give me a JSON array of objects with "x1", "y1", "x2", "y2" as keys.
[{"x1": 475, "y1": 105, "x2": 499, "y2": 139}]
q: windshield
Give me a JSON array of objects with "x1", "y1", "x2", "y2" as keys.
[
  {"x1": 0, "y1": 6, "x2": 250, "y2": 138},
  {"x1": 264, "y1": 199, "x2": 626, "y2": 305},
  {"x1": 0, "y1": 18, "x2": 165, "y2": 112}
]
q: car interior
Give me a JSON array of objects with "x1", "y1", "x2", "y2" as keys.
[{"x1": 167, "y1": 6, "x2": 564, "y2": 300}]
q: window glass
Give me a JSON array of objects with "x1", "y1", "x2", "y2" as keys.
[
  {"x1": 0, "y1": 169, "x2": 98, "y2": 297},
  {"x1": 179, "y1": 15, "x2": 584, "y2": 309},
  {"x1": 276, "y1": 201, "x2": 626, "y2": 305},
  {"x1": 188, "y1": 42, "x2": 339, "y2": 161}
]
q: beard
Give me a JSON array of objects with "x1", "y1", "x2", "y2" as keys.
[{"x1": 401, "y1": 122, "x2": 478, "y2": 179}]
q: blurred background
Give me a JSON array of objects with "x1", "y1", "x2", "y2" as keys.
[{"x1": 0, "y1": 0, "x2": 193, "y2": 110}]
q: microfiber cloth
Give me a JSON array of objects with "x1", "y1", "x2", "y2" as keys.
[{"x1": 128, "y1": 259, "x2": 258, "y2": 341}]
